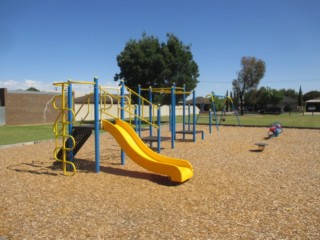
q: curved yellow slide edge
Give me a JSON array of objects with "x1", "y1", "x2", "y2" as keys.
[
  {"x1": 102, "y1": 119, "x2": 193, "y2": 183},
  {"x1": 116, "y1": 119, "x2": 193, "y2": 169}
]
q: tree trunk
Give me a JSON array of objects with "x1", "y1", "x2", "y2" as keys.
[{"x1": 240, "y1": 95, "x2": 244, "y2": 115}]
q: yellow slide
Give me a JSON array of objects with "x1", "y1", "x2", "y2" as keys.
[{"x1": 102, "y1": 119, "x2": 193, "y2": 183}]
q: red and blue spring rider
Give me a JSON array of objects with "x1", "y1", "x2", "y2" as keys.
[{"x1": 267, "y1": 122, "x2": 283, "y2": 138}]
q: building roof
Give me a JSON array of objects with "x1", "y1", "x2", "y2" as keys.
[
  {"x1": 186, "y1": 96, "x2": 211, "y2": 105},
  {"x1": 306, "y1": 98, "x2": 320, "y2": 103},
  {"x1": 4, "y1": 89, "x2": 60, "y2": 95}
]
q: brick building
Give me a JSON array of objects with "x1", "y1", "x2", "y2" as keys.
[{"x1": 0, "y1": 88, "x2": 60, "y2": 125}]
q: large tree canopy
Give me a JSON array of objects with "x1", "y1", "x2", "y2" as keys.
[
  {"x1": 303, "y1": 90, "x2": 320, "y2": 102},
  {"x1": 232, "y1": 56, "x2": 266, "y2": 115},
  {"x1": 114, "y1": 33, "x2": 199, "y2": 105}
]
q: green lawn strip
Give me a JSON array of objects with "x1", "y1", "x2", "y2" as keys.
[
  {"x1": 1, "y1": 114, "x2": 319, "y2": 146},
  {"x1": 176, "y1": 113, "x2": 320, "y2": 128},
  {"x1": 221, "y1": 114, "x2": 320, "y2": 128},
  {"x1": 0, "y1": 124, "x2": 54, "y2": 146}
]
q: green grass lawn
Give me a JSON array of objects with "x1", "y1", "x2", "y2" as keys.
[
  {"x1": 0, "y1": 124, "x2": 54, "y2": 146},
  {"x1": 0, "y1": 113, "x2": 319, "y2": 146},
  {"x1": 195, "y1": 113, "x2": 320, "y2": 128}
]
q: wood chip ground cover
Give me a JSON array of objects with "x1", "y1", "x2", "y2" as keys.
[{"x1": 0, "y1": 125, "x2": 319, "y2": 239}]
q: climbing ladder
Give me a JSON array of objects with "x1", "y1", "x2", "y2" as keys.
[
  {"x1": 56, "y1": 125, "x2": 93, "y2": 161},
  {"x1": 52, "y1": 80, "x2": 98, "y2": 175}
]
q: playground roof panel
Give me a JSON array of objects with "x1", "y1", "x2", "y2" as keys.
[{"x1": 306, "y1": 98, "x2": 320, "y2": 103}]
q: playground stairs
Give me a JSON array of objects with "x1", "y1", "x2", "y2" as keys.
[{"x1": 57, "y1": 125, "x2": 94, "y2": 161}]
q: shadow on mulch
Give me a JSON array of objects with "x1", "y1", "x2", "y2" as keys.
[
  {"x1": 7, "y1": 161, "x2": 59, "y2": 176},
  {"x1": 249, "y1": 149, "x2": 264, "y2": 153},
  {"x1": 100, "y1": 164, "x2": 180, "y2": 186},
  {"x1": 8, "y1": 158, "x2": 180, "y2": 186},
  {"x1": 174, "y1": 139, "x2": 195, "y2": 142},
  {"x1": 53, "y1": 158, "x2": 180, "y2": 186}
]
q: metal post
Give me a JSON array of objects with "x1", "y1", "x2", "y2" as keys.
[
  {"x1": 212, "y1": 100, "x2": 219, "y2": 132},
  {"x1": 193, "y1": 90, "x2": 196, "y2": 142},
  {"x1": 94, "y1": 77, "x2": 100, "y2": 173},
  {"x1": 157, "y1": 106, "x2": 161, "y2": 153},
  {"x1": 169, "y1": 105, "x2": 171, "y2": 132},
  {"x1": 209, "y1": 109, "x2": 212, "y2": 134},
  {"x1": 173, "y1": 83, "x2": 176, "y2": 141},
  {"x1": 138, "y1": 85, "x2": 141, "y2": 137},
  {"x1": 188, "y1": 104, "x2": 191, "y2": 131},
  {"x1": 171, "y1": 85, "x2": 175, "y2": 149},
  {"x1": 182, "y1": 84, "x2": 186, "y2": 140},
  {"x1": 120, "y1": 80, "x2": 125, "y2": 165},
  {"x1": 149, "y1": 86, "x2": 153, "y2": 148},
  {"x1": 134, "y1": 106, "x2": 138, "y2": 133},
  {"x1": 67, "y1": 82, "x2": 74, "y2": 162}
]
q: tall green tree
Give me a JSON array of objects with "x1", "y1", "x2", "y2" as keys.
[
  {"x1": 114, "y1": 33, "x2": 199, "y2": 105},
  {"x1": 232, "y1": 56, "x2": 266, "y2": 115},
  {"x1": 256, "y1": 87, "x2": 283, "y2": 110},
  {"x1": 303, "y1": 90, "x2": 320, "y2": 102},
  {"x1": 279, "y1": 88, "x2": 298, "y2": 99},
  {"x1": 244, "y1": 89, "x2": 257, "y2": 108}
]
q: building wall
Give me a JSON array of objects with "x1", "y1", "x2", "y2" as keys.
[
  {"x1": 1, "y1": 87, "x2": 199, "y2": 125},
  {"x1": 74, "y1": 104, "x2": 199, "y2": 121},
  {"x1": 5, "y1": 91, "x2": 61, "y2": 125}
]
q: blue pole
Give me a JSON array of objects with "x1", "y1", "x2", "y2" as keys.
[
  {"x1": 120, "y1": 80, "x2": 125, "y2": 165},
  {"x1": 182, "y1": 84, "x2": 186, "y2": 140},
  {"x1": 169, "y1": 105, "x2": 171, "y2": 132},
  {"x1": 138, "y1": 85, "x2": 141, "y2": 137},
  {"x1": 188, "y1": 104, "x2": 191, "y2": 131},
  {"x1": 173, "y1": 83, "x2": 176, "y2": 141},
  {"x1": 209, "y1": 109, "x2": 212, "y2": 134},
  {"x1": 232, "y1": 101, "x2": 241, "y2": 126},
  {"x1": 193, "y1": 90, "x2": 196, "y2": 142},
  {"x1": 171, "y1": 85, "x2": 175, "y2": 149},
  {"x1": 67, "y1": 82, "x2": 74, "y2": 162},
  {"x1": 149, "y1": 86, "x2": 153, "y2": 148},
  {"x1": 212, "y1": 100, "x2": 219, "y2": 132},
  {"x1": 157, "y1": 106, "x2": 161, "y2": 153},
  {"x1": 94, "y1": 77, "x2": 100, "y2": 173},
  {"x1": 134, "y1": 106, "x2": 138, "y2": 133}
]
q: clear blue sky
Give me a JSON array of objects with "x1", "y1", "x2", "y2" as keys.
[{"x1": 1, "y1": 0, "x2": 319, "y2": 97}]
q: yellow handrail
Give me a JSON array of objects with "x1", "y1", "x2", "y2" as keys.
[
  {"x1": 74, "y1": 94, "x2": 93, "y2": 123},
  {"x1": 99, "y1": 85, "x2": 160, "y2": 129},
  {"x1": 52, "y1": 81, "x2": 78, "y2": 176},
  {"x1": 125, "y1": 85, "x2": 160, "y2": 126}
]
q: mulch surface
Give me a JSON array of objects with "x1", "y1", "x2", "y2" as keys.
[{"x1": 0, "y1": 125, "x2": 319, "y2": 239}]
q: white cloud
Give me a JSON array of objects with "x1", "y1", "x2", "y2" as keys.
[
  {"x1": 1, "y1": 80, "x2": 18, "y2": 86},
  {"x1": 24, "y1": 79, "x2": 40, "y2": 87}
]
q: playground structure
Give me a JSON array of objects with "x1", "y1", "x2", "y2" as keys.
[
  {"x1": 208, "y1": 93, "x2": 240, "y2": 125},
  {"x1": 195, "y1": 93, "x2": 240, "y2": 133},
  {"x1": 138, "y1": 84, "x2": 204, "y2": 150},
  {"x1": 267, "y1": 122, "x2": 283, "y2": 138},
  {"x1": 52, "y1": 78, "x2": 193, "y2": 183}
]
